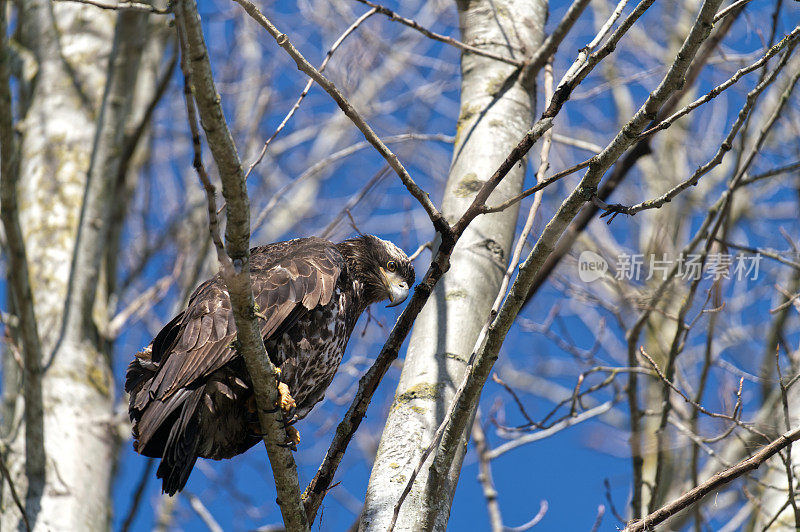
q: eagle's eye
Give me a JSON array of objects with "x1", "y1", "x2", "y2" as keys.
[{"x1": 386, "y1": 261, "x2": 397, "y2": 272}]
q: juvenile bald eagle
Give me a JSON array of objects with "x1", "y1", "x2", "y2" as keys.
[{"x1": 126, "y1": 235, "x2": 414, "y2": 495}]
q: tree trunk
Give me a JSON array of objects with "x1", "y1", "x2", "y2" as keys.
[
  {"x1": 1, "y1": 3, "x2": 146, "y2": 530},
  {"x1": 360, "y1": 1, "x2": 546, "y2": 529}
]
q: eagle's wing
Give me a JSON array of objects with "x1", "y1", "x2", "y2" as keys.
[{"x1": 145, "y1": 238, "x2": 344, "y2": 401}]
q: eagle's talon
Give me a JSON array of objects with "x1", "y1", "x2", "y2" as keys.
[
  {"x1": 276, "y1": 382, "x2": 296, "y2": 415},
  {"x1": 285, "y1": 425, "x2": 300, "y2": 448},
  {"x1": 277, "y1": 426, "x2": 299, "y2": 451},
  {"x1": 276, "y1": 441, "x2": 298, "y2": 451}
]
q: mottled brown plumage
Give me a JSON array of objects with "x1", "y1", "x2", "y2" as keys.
[{"x1": 126, "y1": 235, "x2": 414, "y2": 495}]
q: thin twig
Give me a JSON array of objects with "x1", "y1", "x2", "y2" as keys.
[
  {"x1": 492, "y1": 374, "x2": 535, "y2": 427},
  {"x1": 739, "y1": 160, "x2": 800, "y2": 186},
  {"x1": 320, "y1": 166, "x2": 390, "y2": 239},
  {"x1": 407, "y1": 241, "x2": 431, "y2": 261},
  {"x1": 624, "y1": 426, "x2": 800, "y2": 532},
  {"x1": 480, "y1": 158, "x2": 592, "y2": 214},
  {"x1": 119, "y1": 458, "x2": 154, "y2": 532},
  {"x1": 713, "y1": 239, "x2": 800, "y2": 271},
  {"x1": 0, "y1": 451, "x2": 30, "y2": 532},
  {"x1": 639, "y1": 27, "x2": 800, "y2": 139},
  {"x1": 505, "y1": 500, "x2": 548, "y2": 532},
  {"x1": 353, "y1": 0, "x2": 523, "y2": 66},
  {"x1": 186, "y1": 493, "x2": 224, "y2": 532},
  {"x1": 104, "y1": 258, "x2": 183, "y2": 339},
  {"x1": 523, "y1": 0, "x2": 592, "y2": 79},
  {"x1": 596, "y1": 39, "x2": 798, "y2": 219},
  {"x1": 244, "y1": 7, "x2": 378, "y2": 179},
  {"x1": 713, "y1": 0, "x2": 753, "y2": 22},
  {"x1": 52, "y1": 0, "x2": 171, "y2": 14},
  {"x1": 639, "y1": 347, "x2": 745, "y2": 424},
  {"x1": 251, "y1": 133, "x2": 454, "y2": 232},
  {"x1": 176, "y1": 18, "x2": 228, "y2": 269},
  {"x1": 232, "y1": 0, "x2": 451, "y2": 237},
  {"x1": 487, "y1": 402, "x2": 614, "y2": 460},
  {"x1": 551, "y1": 133, "x2": 603, "y2": 153},
  {"x1": 473, "y1": 412, "x2": 504, "y2": 532},
  {"x1": 776, "y1": 347, "x2": 800, "y2": 527}
]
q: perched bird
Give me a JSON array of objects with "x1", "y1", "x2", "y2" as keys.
[{"x1": 126, "y1": 235, "x2": 414, "y2": 495}]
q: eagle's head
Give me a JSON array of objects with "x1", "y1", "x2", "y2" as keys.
[{"x1": 338, "y1": 234, "x2": 415, "y2": 308}]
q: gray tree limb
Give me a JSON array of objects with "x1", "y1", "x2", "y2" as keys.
[
  {"x1": 0, "y1": 2, "x2": 136, "y2": 529},
  {"x1": 174, "y1": 0, "x2": 309, "y2": 529},
  {"x1": 0, "y1": 5, "x2": 45, "y2": 526},
  {"x1": 360, "y1": 1, "x2": 547, "y2": 529},
  {"x1": 423, "y1": 0, "x2": 725, "y2": 524}
]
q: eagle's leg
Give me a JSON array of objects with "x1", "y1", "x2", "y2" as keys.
[
  {"x1": 273, "y1": 372, "x2": 300, "y2": 449},
  {"x1": 277, "y1": 382, "x2": 296, "y2": 415}
]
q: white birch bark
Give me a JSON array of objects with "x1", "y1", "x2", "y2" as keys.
[
  {"x1": 360, "y1": 1, "x2": 546, "y2": 529},
  {"x1": 1, "y1": 3, "x2": 146, "y2": 530}
]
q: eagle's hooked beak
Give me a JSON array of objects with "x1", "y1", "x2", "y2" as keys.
[{"x1": 381, "y1": 268, "x2": 410, "y2": 307}]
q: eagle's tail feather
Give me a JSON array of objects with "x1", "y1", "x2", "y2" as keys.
[{"x1": 157, "y1": 387, "x2": 203, "y2": 496}]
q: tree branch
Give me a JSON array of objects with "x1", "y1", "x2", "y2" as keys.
[
  {"x1": 174, "y1": 1, "x2": 309, "y2": 529},
  {"x1": 52, "y1": 0, "x2": 171, "y2": 15},
  {"x1": 1, "y1": 1, "x2": 46, "y2": 517},
  {"x1": 353, "y1": 0, "x2": 524, "y2": 67},
  {"x1": 595, "y1": 39, "x2": 797, "y2": 219},
  {"x1": 231, "y1": 0, "x2": 451, "y2": 238},
  {"x1": 624, "y1": 426, "x2": 800, "y2": 532},
  {"x1": 522, "y1": 0, "x2": 592, "y2": 81},
  {"x1": 54, "y1": 8, "x2": 148, "y2": 355},
  {"x1": 423, "y1": 0, "x2": 725, "y2": 520},
  {"x1": 245, "y1": 7, "x2": 378, "y2": 179}
]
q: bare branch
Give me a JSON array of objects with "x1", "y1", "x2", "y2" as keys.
[
  {"x1": 640, "y1": 27, "x2": 800, "y2": 139},
  {"x1": 52, "y1": 0, "x2": 171, "y2": 14},
  {"x1": 232, "y1": 0, "x2": 454, "y2": 237},
  {"x1": 739, "y1": 160, "x2": 800, "y2": 186},
  {"x1": 245, "y1": 7, "x2": 378, "y2": 179},
  {"x1": 523, "y1": 0, "x2": 592, "y2": 79},
  {"x1": 0, "y1": 451, "x2": 31, "y2": 532},
  {"x1": 624, "y1": 426, "x2": 800, "y2": 532},
  {"x1": 175, "y1": 1, "x2": 309, "y2": 529},
  {"x1": 505, "y1": 501, "x2": 548, "y2": 532},
  {"x1": 353, "y1": 0, "x2": 524, "y2": 67},
  {"x1": 487, "y1": 401, "x2": 614, "y2": 460},
  {"x1": 186, "y1": 493, "x2": 224, "y2": 532},
  {"x1": 480, "y1": 157, "x2": 591, "y2": 214},
  {"x1": 119, "y1": 459, "x2": 154, "y2": 532},
  {"x1": 551, "y1": 133, "x2": 603, "y2": 153},
  {"x1": 638, "y1": 347, "x2": 743, "y2": 424},
  {"x1": 251, "y1": 133, "x2": 453, "y2": 232},
  {"x1": 713, "y1": 0, "x2": 753, "y2": 22},
  {"x1": 472, "y1": 412, "x2": 503, "y2": 532},
  {"x1": 595, "y1": 39, "x2": 798, "y2": 219}
]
